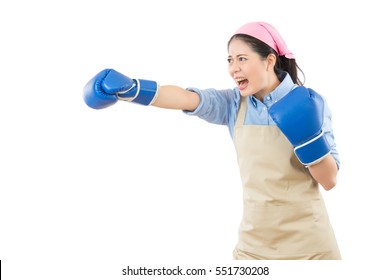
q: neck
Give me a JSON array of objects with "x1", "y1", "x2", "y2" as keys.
[{"x1": 254, "y1": 78, "x2": 281, "y2": 101}]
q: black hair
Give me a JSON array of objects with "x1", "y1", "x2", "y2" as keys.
[{"x1": 228, "y1": 34, "x2": 305, "y2": 86}]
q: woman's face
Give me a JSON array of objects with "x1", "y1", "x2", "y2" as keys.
[{"x1": 228, "y1": 38, "x2": 276, "y2": 100}]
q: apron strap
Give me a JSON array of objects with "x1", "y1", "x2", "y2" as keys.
[{"x1": 236, "y1": 97, "x2": 247, "y2": 127}]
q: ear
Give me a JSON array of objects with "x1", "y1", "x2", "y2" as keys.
[{"x1": 266, "y1": 53, "x2": 277, "y2": 71}]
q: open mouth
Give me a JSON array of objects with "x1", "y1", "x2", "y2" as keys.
[{"x1": 236, "y1": 78, "x2": 249, "y2": 90}]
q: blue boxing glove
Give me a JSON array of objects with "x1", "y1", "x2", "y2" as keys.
[
  {"x1": 83, "y1": 69, "x2": 158, "y2": 109},
  {"x1": 269, "y1": 86, "x2": 331, "y2": 166}
]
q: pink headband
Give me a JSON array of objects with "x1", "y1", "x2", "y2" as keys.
[{"x1": 234, "y1": 22, "x2": 295, "y2": 59}]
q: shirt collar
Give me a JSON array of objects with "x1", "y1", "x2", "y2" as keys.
[
  {"x1": 268, "y1": 72, "x2": 297, "y2": 101},
  {"x1": 249, "y1": 72, "x2": 297, "y2": 106}
]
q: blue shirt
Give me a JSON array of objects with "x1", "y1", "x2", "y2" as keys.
[{"x1": 184, "y1": 73, "x2": 340, "y2": 168}]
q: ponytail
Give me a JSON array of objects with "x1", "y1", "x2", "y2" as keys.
[{"x1": 277, "y1": 56, "x2": 305, "y2": 86}]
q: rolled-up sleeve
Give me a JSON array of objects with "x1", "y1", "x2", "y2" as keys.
[
  {"x1": 322, "y1": 99, "x2": 340, "y2": 169},
  {"x1": 183, "y1": 87, "x2": 238, "y2": 126}
]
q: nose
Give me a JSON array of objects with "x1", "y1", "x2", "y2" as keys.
[{"x1": 228, "y1": 60, "x2": 240, "y2": 76}]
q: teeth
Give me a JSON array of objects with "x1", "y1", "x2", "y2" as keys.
[{"x1": 235, "y1": 78, "x2": 247, "y2": 85}]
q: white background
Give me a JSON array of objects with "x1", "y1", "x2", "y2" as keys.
[{"x1": 1, "y1": 0, "x2": 389, "y2": 279}]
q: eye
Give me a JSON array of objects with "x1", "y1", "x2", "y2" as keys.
[
  {"x1": 227, "y1": 58, "x2": 233, "y2": 64},
  {"x1": 239, "y1": 56, "x2": 247, "y2": 62}
]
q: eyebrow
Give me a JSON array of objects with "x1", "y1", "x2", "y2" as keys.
[{"x1": 227, "y1": 54, "x2": 248, "y2": 58}]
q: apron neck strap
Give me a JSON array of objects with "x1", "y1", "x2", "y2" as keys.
[{"x1": 236, "y1": 97, "x2": 248, "y2": 126}]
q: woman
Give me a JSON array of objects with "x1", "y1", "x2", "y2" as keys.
[{"x1": 83, "y1": 21, "x2": 341, "y2": 260}]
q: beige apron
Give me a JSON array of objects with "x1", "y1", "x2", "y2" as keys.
[{"x1": 233, "y1": 97, "x2": 341, "y2": 260}]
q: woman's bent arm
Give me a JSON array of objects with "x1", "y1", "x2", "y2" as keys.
[{"x1": 308, "y1": 154, "x2": 338, "y2": 191}]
